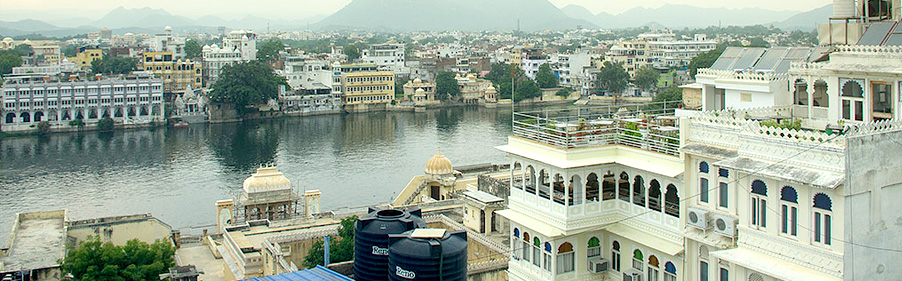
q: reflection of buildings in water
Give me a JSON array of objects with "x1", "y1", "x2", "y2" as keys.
[
  {"x1": 0, "y1": 129, "x2": 166, "y2": 170},
  {"x1": 205, "y1": 121, "x2": 281, "y2": 172},
  {"x1": 338, "y1": 112, "x2": 398, "y2": 150}
]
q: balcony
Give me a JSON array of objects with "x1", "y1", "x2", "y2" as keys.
[{"x1": 512, "y1": 101, "x2": 682, "y2": 155}]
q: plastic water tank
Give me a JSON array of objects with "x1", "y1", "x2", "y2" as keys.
[
  {"x1": 354, "y1": 208, "x2": 426, "y2": 281},
  {"x1": 834, "y1": 0, "x2": 856, "y2": 18},
  {"x1": 387, "y1": 228, "x2": 468, "y2": 281}
]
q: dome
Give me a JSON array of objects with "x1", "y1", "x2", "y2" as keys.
[
  {"x1": 425, "y1": 150, "x2": 453, "y2": 175},
  {"x1": 164, "y1": 26, "x2": 173, "y2": 32},
  {"x1": 243, "y1": 166, "x2": 292, "y2": 192},
  {"x1": 415, "y1": 88, "x2": 426, "y2": 96},
  {"x1": 202, "y1": 45, "x2": 211, "y2": 52},
  {"x1": 486, "y1": 87, "x2": 497, "y2": 93},
  {"x1": 413, "y1": 78, "x2": 423, "y2": 83}
]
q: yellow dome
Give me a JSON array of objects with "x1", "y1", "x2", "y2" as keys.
[
  {"x1": 425, "y1": 150, "x2": 453, "y2": 175},
  {"x1": 413, "y1": 78, "x2": 423, "y2": 83},
  {"x1": 243, "y1": 166, "x2": 292, "y2": 192}
]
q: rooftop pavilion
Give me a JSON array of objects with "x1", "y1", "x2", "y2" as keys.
[{"x1": 511, "y1": 101, "x2": 682, "y2": 155}]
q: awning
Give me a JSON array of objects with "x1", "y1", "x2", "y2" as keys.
[
  {"x1": 714, "y1": 157, "x2": 844, "y2": 189},
  {"x1": 711, "y1": 247, "x2": 840, "y2": 281},
  {"x1": 496, "y1": 209, "x2": 565, "y2": 238},
  {"x1": 606, "y1": 224, "x2": 683, "y2": 256},
  {"x1": 681, "y1": 143, "x2": 738, "y2": 160}
]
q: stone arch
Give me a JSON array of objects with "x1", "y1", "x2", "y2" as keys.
[
  {"x1": 586, "y1": 173, "x2": 600, "y2": 202},
  {"x1": 115, "y1": 108, "x2": 123, "y2": 117},
  {"x1": 602, "y1": 171, "x2": 616, "y2": 200},
  {"x1": 570, "y1": 174, "x2": 583, "y2": 205},
  {"x1": 127, "y1": 107, "x2": 136, "y2": 117},
  {"x1": 665, "y1": 184, "x2": 679, "y2": 217},
  {"x1": 62, "y1": 110, "x2": 71, "y2": 121},
  {"x1": 841, "y1": 80, "x2": 863, "y2": 98},
  {"x1": 88, "y1": 109, "x2": 97, "y2": 119},
  {"x1": 75, "y1": 110, "x2": 84, "y2": 120},
  {"x1": 618, "y1": 172, "x2": 630, "y2": 202},
  {"x1": 152, "y1": 105, "x2": 161, "y2": 116},
  {"x1": 793, "y1": 78, "x2": 808, "y2": 105},
  {"x1": 102, "y1": 108, "x2": 110, "y2": 118},
  {"x1": 812, "y1": 79, "x2": 828, "y2": 107},
  {"x1": 33, "y1": 111, "x2": 44, "y2": 122},
  {"x1": 6, "y1": 112, "x2": 16, "y2": 123},
  {"x1": 553, "y1": 173, "x2": 565, "y2": 204},
  {"x1": 538, "y1": 169, "x2": 550, "y2": 199},
  {"x1": 633, "y1": 175, "x2": 645, "y2": 206},
  {"x1": 649, "y1": 180, "x2": 662, "y2": 211},
  {"x1": 512, "y1": 162, "x2": 523, "y2": 190},
  {"x1": 140, "y1": 106, "x2": 148, "y2": 116},
  {"x1": 20, "y1": 112, "x2": 30, "y2": 123},
  {"x1": 525, "y1": 165, "x2": 537, "y2": 194}
]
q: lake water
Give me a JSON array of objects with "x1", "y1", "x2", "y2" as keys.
[{"x1": 0, "y1": 107, "x2": 516, "y2": 240}]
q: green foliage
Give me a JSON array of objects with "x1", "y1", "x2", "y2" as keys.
[
  {"x1": 92, "y1": 56, "x2": 138, "y2": 75},
  {"x1": 633, "y1": 66, "x2": 661, "y2": 91},
  {"x1": 98, "y1": 117, "x2": 115, "y2": 132},
  {"x1": 597, "y1": 61, "x2": 629, "y2": 95},
  {"x1": 344, "y1": 44, "x2": 361, "y2": 62},
  {"x1": 653, "y1": 85, "x2": 683, "y2": 103},
  {"x1": 210, "y1": 61, "x2": 288, "y2": 113},
  {"x1": 62, "y1": 236, "x2": 175, "y2": 281},
  {"x1": 257, "y1": 39, "x2": 285, "y2": 64},
  {"x1": 555, "y1": 88, "x2": 571, "y2": 98},
  {"x1": 37, "y1": 121, "x2": 51, "y2": 135},
  {"x1": 484, "y1": 62, "x2": 511, "y2": 84},
  {"x1": 0, "y1": 50, "x2": 23, "y2": 75},
  {"x1": 761, "y1": 119, "x2": 802, "y2": 130},
  {"x1": 185, "y1": 40, "x2": 202, "y2": 60},
  {"x1": 304, "y1": 216, "x2": 357, "y2": 268},
  {"x1": 518, "y1": 79, "x2": 541, "y2": 101},
  {"x1": 13, "y1": 44, "x2": 33, "y2": 56},
  {"x1": 68, "y1": 119, "x2": 85, "y2": 127},
  {"x1": 395, "y1": 77, "x2": 408, "y2": 99},
  {"x1": 689, "y1": 46, "x2": 725, "y2": 78},
  {"x1": 63, "y1": 45, "x2": 78, "y2": 57},
  {"x1": 435, "y1": 71, "x2": 460, "y2": 100},
  {"x1": 535, "y1": 63, "x2": 558, "y2": 89}
]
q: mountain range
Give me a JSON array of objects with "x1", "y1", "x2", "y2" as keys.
[{"x1": 0, "y1": 1, "x2": 832, "y2": 37}]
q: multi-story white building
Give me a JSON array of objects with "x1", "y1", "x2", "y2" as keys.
[
  {"x1": 2, "y1": 74, "x2": 165, "y2": 132},
  {"x1": 152, "y1": 26, "x2": 186, "y2": 59},
  {"x1": 361, "y1": 43, "x2": 406, "y2": 73},
  {"x1": 550, "y1": 49, "x2": 603, "y2": 89},
  {"x1": 202, "y1": 30, "x2": 257, "y2": 83},
  {"x1": 279, "y1": 56, "x2": 334, "y2": 92},
  {"x1": 643, "y1": 33, "x2": 716, "y2": 68}
]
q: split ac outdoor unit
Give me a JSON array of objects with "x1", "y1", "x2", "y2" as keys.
[
  {"x1": 623, "y1": 269, "x2": 644, "y2": 281},
  {"x1": 713, "y1": 213, "x2": 738, "y2": 238},
  {"x1": 587, "y1": 257, "x2": 609, "y2": 273},
  {"x1": 687, "y1": 207, "x2": 712, "y2": 230}
]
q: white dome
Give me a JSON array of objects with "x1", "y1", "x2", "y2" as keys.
[
  {"x1": 425, "y1": 150, "x2": 453, "y2": 175},
  {"x1": 164, "y1": 26, "x2": 173, "y2": 32}
]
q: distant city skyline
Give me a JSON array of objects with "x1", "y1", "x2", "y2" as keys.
[{"x1": 1, "y1": 0, "x2": 832, "y2": 22}]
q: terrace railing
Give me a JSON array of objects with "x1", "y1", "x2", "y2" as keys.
[{"x1": 512, "y1": 101, "x2": 682, "y2": 156}]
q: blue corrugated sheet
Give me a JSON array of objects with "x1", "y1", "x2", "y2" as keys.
[{"x1": 243, "y1": 266, "x2": 354, "y2": 281}]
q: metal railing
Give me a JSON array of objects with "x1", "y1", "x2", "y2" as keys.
[{"x1": 512, "y1": 101, "x2": 682, "y2": 155}]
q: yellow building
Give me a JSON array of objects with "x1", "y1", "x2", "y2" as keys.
[
  {"x1": 68, "y1": 49, "x2": 102, "y2": 68},
  {"x1": 142, "y1": 51, "x2": 202, "y2": 93},
  {"x1": 341, "y1": 71, "x2": 394, "y2": 108}
]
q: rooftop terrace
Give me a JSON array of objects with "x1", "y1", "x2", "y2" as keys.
[
  {"x1": 512, "y1": 101, "x2": 683, "y2": 155},
  {"x1": 0, "y1": 210, "x2": 67, "y2": 273}
]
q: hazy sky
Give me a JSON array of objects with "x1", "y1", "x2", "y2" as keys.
[{"x1": 1, "y1": 0, "x2": 833, "y2": 21}]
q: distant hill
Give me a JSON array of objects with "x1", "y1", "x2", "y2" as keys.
[
  {"x1": 560, "y1": 4, "x2": 596, "y2": 23},
  {"x1": 92, "y1": 6, "x2": 194, "y2": 29},
  {"x1": 775, "y1": 4, "x2": 832, "y2": 31},
  {"x1": 562, "y1": 4, "x2": 803, "y2": 29},
  {"x1": 315, "y1": 0, "x2": 597, "y2": 31}
]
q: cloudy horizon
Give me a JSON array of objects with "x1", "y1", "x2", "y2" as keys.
[{"x1": 0, "y1": 0, "x2": 832, "y2": 22}]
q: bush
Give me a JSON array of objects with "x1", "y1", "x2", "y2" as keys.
[
  {"x1": 61, "y1": 236, "x2": 175, "y2": 281},
  {"x1": 37, "y1": 121, "x2": 51, "y2": 135},
  {"x1": 304, "y1": 215, "x2": 357, "y2": 268},
  {"x1": 98, "y1": 117, "x2": 114, "y2": 131},
  {"x1": 68, "y1": 119, "x2": 85, "y2": 127}
]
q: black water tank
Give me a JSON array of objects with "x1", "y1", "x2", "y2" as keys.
[
  {"x1": 354, "y1": 207, "x2": 427, "y2": 281},
  {"x1": 387, "y1": 229, "x2": 468, "y2": 281}
]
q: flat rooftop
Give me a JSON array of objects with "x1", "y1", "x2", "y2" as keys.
[{"x1": 0, "y1": 211, "x2": 67, "y2": 273}]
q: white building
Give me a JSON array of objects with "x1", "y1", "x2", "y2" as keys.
[
  {"x1": 361, "y1": 43, "x2": 406, "y2": 72},
  {"x1": 550, "y1": 49, "x2": 603, "y2": 89},
  {"x1": 152, "y1": 26, "x2": 186, "y2": 59},
  {"x1": 279, "y1": 56, "x2": 334, "y2": 92},
  {"x1": 2, "y1": 74, "x2": 165, "y2": 132},
  {"x1": 202, "y1": 30, "x2": 257, "y2": 83},
  {"x1": 643, "y1": 33, "x2": 716, "y2": 68}
]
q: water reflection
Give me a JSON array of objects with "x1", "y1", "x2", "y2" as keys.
[{"x1": 206, "y1": 120, "x2": 282, "y2": 172}]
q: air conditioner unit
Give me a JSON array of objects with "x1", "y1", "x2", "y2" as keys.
[
  {"x1": 713, "y1": 213, "x2": 738, "y2": 238},
  {"x1": 623, "y1": 268, "x2": 644, "y2": 281},
  {"x1": 687, "y1": 207, "x2": 712, "y2": 230},
  {"x1": 587, "y1": 257, "x2": 609, "y2": 273}
]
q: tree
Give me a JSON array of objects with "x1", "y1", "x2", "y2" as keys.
[
  {"x1": 395, "y1": 77, "x2": 408, "y2": 99},
  {"x1": 689, "y1": 46, "x2": 725, "y2": 78},
  {"x1": 597, "y1": 61, "x2": 629, "y2": 95},
  {"x1": 98, "y1": 117, "x2": 115, "y2": 132},
  {"x1": 185, "y1": 40, "x2": 202, "y2": 60},
  {"x1": 647, "y1": 84, "x2": 684, "y2": 111},
  {"x1": 0, "y1": 50, "x2": 23, "y2": 75},
  {"x1": 633, "y1": 66, "x2": 661, "y2": 91},
  {"x1": 556, "y1": 88, "x2": 572, "y2": 98},
  {"x1": 257, "y1": 39, "x2": 284, "y2": 64},
  {"x1": 61, "y1": 236, "x2": 175, "y2": 281},
  {"x1": 304, "y1": 216, "x2": 357, "y2": 268},
  {"x1": 535, "y1": 63, "x2": 558, "y2": 89},
  {"x1": 435, "y1": 71, "x2": 460, "y2": 100},
  {"x1": 485, "y1": 62, "x2": 510, "y2": 84},
  {"x1": 210, "y1": 60, "x2": 288, "y2": 113},
  {"x1": 344, "y1": 44, "x2": 361, "y2": 62},
  {"x1": 13, "y1": 44, "x2": 33, "y2": 56},
  {"x1": 92, "y1": 56, "x2": 138, "y2": 75},
  {"x1": 63, "y1": 45, "x2": 78, "y2": 57},
  {"x1": 518, "y1": 79, "x2": 541, "y2": 101},
  {"x1": 37, "y1": 121, "x2": 51, "y2": 135}
]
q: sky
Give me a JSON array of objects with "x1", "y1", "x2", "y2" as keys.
[{"x1": 1, "y1": 0, "x2": 833, "y2": 21}]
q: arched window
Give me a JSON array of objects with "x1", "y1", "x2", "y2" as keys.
[
  {"x1": 602, "y1": 171, "x2": 616, "y2": 200},
  {"x1": 586, "y1": 173, "x2": 600, "y2": 202},
  {"x1": 793, "y1": 79, "x2": 808, "y2": 105},
  {"x1": 648, "y1": 255, "x2": 660, "y2": 281},
  {"x1": 553, "y1": 173, "x2": 565, "y2": 205},
  {"x1": 522, "y1": 232, "x2": 531, "y2": 262},
  {"x1": 699, "y1": 246, "x2": 710, "y2": 281},
  {"x1": 533, "y1": 237, "x2": 542, "y2": 267},
  {"x1": 587, "y1": 237, "x2": 601, "y2": 257},
  {"x1": 841, "y1": 80, "x2": 864, "y2": 121},
  {"x1": 569, "y1": 174, "x2": 583, "y2": 205},
  {"x1": 699, "y1": 161, "x2": 709, "y2": 173},
  {"x1": 664, "y1": 262, "x2": 677, "y2": 281},
  {"x1": 542, "y1": 241, "x2": 551, "y2": 271},
  {"x1": 632, "y1": 249, "x2": 644, "y2": 270},
  {"x1": 525, "y1": 166, "x2": 537, "y2": 194},
  {"x1": 812, "y1": 79, "x2": 828, "y2": 107},
  {"x1": 618, "y1": 172, "x2": 631, "y2": 202},
  {"x1": 751, "y1": 180, "x2": 767, "y2": 229},
  {"x1": 633, "y1": 175, "x2": 646, "y2": 207},
  {"x1": 612, "y1": 241, "x2": 621, "y2": 272},
  {"x1": 512, "y1": 162, "x2": 523, "y2": 190},
  {"x1": 557, "y1": 243, "x2": 574, "y2": 273},
  {"x1": 700, "y1": 161, "x2": 710, "y2": 203},
  {"x1": 512, "y1": 228, "x2": 520, "y2": 260},
  {"x1": 539, "y1": 169, "x2": 551, "y2": 199},
  {"x1": 665, "y1": 184, "x2": 679, "y2": 217},
  {"x1": 813, "y1": 193, "x2": 833, "y2": 245},
  {"x1": 649, "y1": 180, "x2": 662, "y2": 212},
  {"x1": 781, "y1": 186, "x2": 798, "y2": 236},
  {"x1": 513, "y1": 228, "x2": 520, "y2": 238}
]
